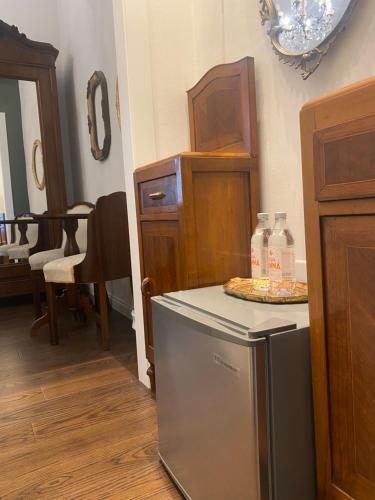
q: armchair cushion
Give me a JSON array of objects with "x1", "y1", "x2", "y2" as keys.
[
  {"x1": 29, "y1": 248, "x2": 65, "y2": 271},
  {"x1": 8, "y1": 244, "x2": 31, "y2": 261},
  {"x1": 43, "y1": 253, "x2": 86, "y2": 284},
  {"x1": 0, "y1": 243, "x2": 18, "y2": 257}
]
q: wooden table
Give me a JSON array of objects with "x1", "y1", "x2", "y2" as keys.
[{"x1": 2, "y1": 214, "x2": 89, "y2": 257}]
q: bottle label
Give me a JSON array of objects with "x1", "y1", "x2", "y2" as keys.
[
  {"x1": 282, "y1": 249, "x2": 296, "y2": 280},
  {"x1": 268, "y1": 246, "x2": 296, "y2": 281},
  {"x1": 251, "y1": 244, "x2": 267, "y2": 278},
  {"x1": 268, "y1": 247, "x2": 282, "y2": 281}
]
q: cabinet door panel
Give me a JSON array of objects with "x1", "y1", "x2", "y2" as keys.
[
  {"x1": 192, "y1": 170, "x2": 251, "y2": 286},
  {"x1": 140, "y1": 221, "x2": 182, "y2": 361},
  {"x1": 322, "y1": 216, "x2": 375, "y2": 499}
]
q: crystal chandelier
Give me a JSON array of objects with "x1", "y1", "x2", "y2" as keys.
[{"x1": 276, "y1": 0, "x2": 335, "y2": 53}]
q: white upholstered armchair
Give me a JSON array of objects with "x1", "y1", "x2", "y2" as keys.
[
  {"x1": 0, "y1": 215, "x2": 39, "y2": 262},
  {"x1": 29, "y1": 203, "x2": 94, "y2": 321},
  {"x1": 42, "y1": 192, "x2": 131, "y2": 349}
]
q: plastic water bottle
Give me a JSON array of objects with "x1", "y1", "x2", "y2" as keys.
[
  {"x1": 251, "y1": 213, "x2": 271, "y2": 279},
  {"x1": 268, "y1": 212, "x2": 296, "y2": 295}
]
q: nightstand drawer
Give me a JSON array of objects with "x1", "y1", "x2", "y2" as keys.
[{"x1": 139, "y1": 174, "x2": 178, "y2": 214}]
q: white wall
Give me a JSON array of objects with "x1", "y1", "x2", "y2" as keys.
[
  {"x1": 0, "y1": 0, "x2": 60, "y2": 46},
  {"x1": 113, "y1": 0, "x2": 151, "y2": 386},
  {"x1": 19, "y1": 81, "x2": 47, "y2": 214},
  {"x1": 57, "y1": 0, "x2": 132, "y2": 317},
  {"x1": 56, "y1": 0, "x2": 126, "y2": 202},
  {"x1": 114, "y1": 0, "x2": 375, "y2": 385}
]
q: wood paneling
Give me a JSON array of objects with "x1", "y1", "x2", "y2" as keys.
[
  {"x1": 0, "y1": 298, "x2": 180, "y2": 499},
  {"x1": 140, "y1": 221, "x2": 182, "y2": 365},
  {"x1": 192, "y1": 170, "x2": 251, "y2": 286},
  {"x1": 301, "y1": 76, "x2": 375, "y2": 499},
  {"x1": 0, "y1": 262, "x2": 32, "y2": 297},
  {"x1": 187, "y1": 57, "x2": 258, "y2": 155},
  {"x1": 314, "y1": 115, "x2": 375, "y2": 201},
  {"x1": 322, "y1": 217, "x2": 375, "y2": 498}
]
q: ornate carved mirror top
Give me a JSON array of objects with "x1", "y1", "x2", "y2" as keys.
[
  {"x1": 0, "y1": 20, "x2": 58, "y2": 67},
  {"x1": 260, "y1": 0, "x2": 358, "y2": 79}
]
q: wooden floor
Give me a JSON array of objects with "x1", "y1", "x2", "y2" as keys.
[{"x1": 0, "y1": 297, "x2": 180, "y2": 499}]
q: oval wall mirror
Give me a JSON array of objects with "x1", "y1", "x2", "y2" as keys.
[
  {"x1": 260, "y1": 0, "x2": 358, "y2": 79},
  {"x1": 87, "y1": 70, "x2": 111, "y2": 161},
  {"x1": 31, "y1": 139, "x2": 45, "y2": 191}
]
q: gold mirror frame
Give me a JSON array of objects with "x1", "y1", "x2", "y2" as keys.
[
  {"x1": 87, "y1": 70, "x2": 111, "y2": 161},
  {"x1": 259, "y1": 0, "x2": 358, "y2": 80},
  {"x1": 32, "y1": 139, "x2": 45, "y2": 191}
]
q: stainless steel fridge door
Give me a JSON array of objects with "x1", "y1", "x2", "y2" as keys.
[
  {"x1": 268, "y1": 328, "x2": 316, "y2": 500},
  {"x1": 153, "y1": 298, "x2": 270, "y2": 500}
]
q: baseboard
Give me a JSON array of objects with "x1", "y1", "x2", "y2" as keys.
[
  {"x1": 108, "y1": 293, "x2": 133, "y2": 320},
  {"x1": 90, "y1": 291, "x2": 133, "y2": 321}
]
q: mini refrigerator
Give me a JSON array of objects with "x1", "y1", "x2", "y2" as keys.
[{"x1": 152, "y1": 286, "x2": 315, "y2": 500}]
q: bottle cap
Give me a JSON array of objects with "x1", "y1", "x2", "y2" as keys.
[
  {"x1": 275, "y1": 212, "x2": 287, "y2": 219},
  {"x1": 257, "y1": 212, "x2": 269, "y2": 220}
]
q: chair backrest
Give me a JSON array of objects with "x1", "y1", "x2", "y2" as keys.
[
  {"x1": 14, "y1": 214, "x2": 38, "y2": 245},
  {"x1": 0, "y1": 213, "x2": 7, "y2": 245},
  {"x1": 74, "y1": 192, "x2": 131, "y2": 284},
  {"x1": 25, "y1": 218, "x2": 39, "y2": 247},
  {"x1": 12, "y1": 215, "x2": 23, "y2": 244},
  {"x1": 64, "y1": 203, "x2": 94, "y2": 253},
  {"x1": 29, "y1": 210, "x2": 54, "y2": 256}
]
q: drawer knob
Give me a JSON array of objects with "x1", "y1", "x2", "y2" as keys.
[{"x1": 148, "y1": 191, "x2": 166, "y2": 200}]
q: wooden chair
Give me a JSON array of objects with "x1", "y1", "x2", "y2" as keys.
[
  {"x1": 0, "y1": 213, "x2": 6, "y2": 245},
  {"x1": 7, "y1": 217, "x2": 43, "y2": 262},
  {"x1": 0, "y1": 214, "x2": 39, "y2": 263},
  {"x1": 28, "y1": 203, "x2": 94, "y2": 321},
  {"x1": 42, "y1": 192, "x2": 131, "y2": 348}
]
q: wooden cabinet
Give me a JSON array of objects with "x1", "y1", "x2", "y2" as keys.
[
  {"x1": 301, "y1": 78, "x2": 375, "y2": 499},
  {"x1": 135, "y1": 57, "x2": 259, "y2": 389},
  {"x1": 135, "y1": 153, "x2": 259, "y2": 388}
]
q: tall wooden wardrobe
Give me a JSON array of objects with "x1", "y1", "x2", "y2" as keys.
[
  {"x1": 301, "y1": 78, "x2": 375, "y2": 499},
  {"x1": 134, "y1": 57, "x2": 260, "y2": 389}
]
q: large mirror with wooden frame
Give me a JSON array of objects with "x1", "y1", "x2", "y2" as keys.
[{"x1": 0, "y1": 19, "x2": 67, "y2": 297}]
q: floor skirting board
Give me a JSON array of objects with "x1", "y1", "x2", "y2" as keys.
[
  {"x1": 89, "y1": 291, "x2": 133, "y2": 323},
  {"x1": 109, "y1": 293, "x2": 133, "y2": 321}
]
